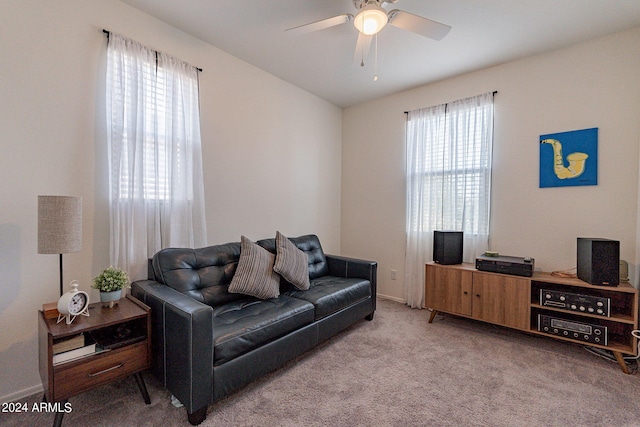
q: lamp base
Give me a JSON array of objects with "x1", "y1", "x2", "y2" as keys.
[{"x1": 42, "y1": 302, "x2": 60, "y2": 319}]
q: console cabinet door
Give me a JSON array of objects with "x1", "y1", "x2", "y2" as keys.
[
  {"x1": 425, "y1": 264, "x2": 472, "y2": 316},
  {"x1": 471, "y1": 272, "x2": 529, "y2": 329}
]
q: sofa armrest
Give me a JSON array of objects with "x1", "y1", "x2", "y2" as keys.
[
  {"x1": 325, "y1": 255, "x2": 377, "y2": 311},
  {"x1": 131, "y1": 280, "x2": 213, "y2": 415}
]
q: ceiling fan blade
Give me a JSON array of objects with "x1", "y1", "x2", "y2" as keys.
[
  {"x1": 285, "y1": 14, "x2": 353, "y2": 35},
  {"x1": 353, "y1": 32, "x2": 373, "y2": 65},
  {"x1": 388, "y1": 10, "x2": 451, "y2": 41}
]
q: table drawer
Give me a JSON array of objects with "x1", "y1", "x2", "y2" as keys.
[{"x1": 53, "y1": 341, "x2": 148, "y2": 400}]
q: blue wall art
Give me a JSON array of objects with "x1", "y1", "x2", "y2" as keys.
[{"x1": 539, "y1": 127, "x2": 598, "y2": 188}]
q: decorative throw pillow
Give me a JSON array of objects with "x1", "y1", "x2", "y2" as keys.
[
  {"x1": 273, "y1": 231, "x2": 310, "y2": 290},
  {"x1": 229, "y1": 236, "x2": 280, "y2": 299}
]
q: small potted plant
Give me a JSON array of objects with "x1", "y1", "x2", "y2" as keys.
[{"x1": 92, "y1": 266, "x2": 129, "y2": 308}]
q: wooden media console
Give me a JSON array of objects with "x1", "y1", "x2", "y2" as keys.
[{"x1": 425, "y1": 262, "x2": 638, "y2": 374}]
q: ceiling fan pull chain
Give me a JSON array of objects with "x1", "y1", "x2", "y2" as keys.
[{"x1": 374, "y1": 33, "x2": 378, "y2": 81}]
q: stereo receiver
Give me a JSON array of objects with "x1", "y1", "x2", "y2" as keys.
[
  {"x1": 538, "y1": 314, "x2": 607, "y2": 345},
  {"x1": 540, "y1": 289, "x2": 610, "y2": 317}
]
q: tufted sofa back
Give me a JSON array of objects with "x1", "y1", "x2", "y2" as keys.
[
  {"x1": 151, "y1": 242, "x2": 244, "y2": 306},
  {"x1": 150, "y1": 235, "x2": 329, "y2": 307},
  {"x1": 256, "y1": 234, "x2": 329, "y2": 279}
]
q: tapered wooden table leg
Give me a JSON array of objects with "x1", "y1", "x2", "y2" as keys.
[
  {"x1": 613, "y1": 351, "x2": 631, "y2": 374},
  {"x1": 428, "y1": 309, "x2": 438, "y2": 323},
  {"x1": 134, "y1": 372, "x2": 151, "y2": 404}
]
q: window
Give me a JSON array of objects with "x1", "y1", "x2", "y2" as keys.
[
  {"x1": 106, "y1": 33, "x2": 207, "y2": 279},
  {"x1": 411, "y1": 102, "x2": 492, "y2": 233},
  {"x1": 404, "y1": 92, "x2": 494, "y2": 308},
  {"x1": 114, "y1": 62, "x2": 164, "y2": 200}
]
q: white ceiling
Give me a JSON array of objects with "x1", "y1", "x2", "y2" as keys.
[{"x1": 120, "y1": 0, "x2": 640, "y2": 107}]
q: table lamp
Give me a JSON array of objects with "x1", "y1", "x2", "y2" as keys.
[{"x1": 38, "y1": 195, "x2": 82, "y2": 296}]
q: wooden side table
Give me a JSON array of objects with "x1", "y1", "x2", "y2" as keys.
[{"x1": 38, "y1": 294, "x2": 151, "y2": 427}]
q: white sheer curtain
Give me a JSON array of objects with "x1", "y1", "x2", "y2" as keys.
[
  {"x1": 106, "y1": 33, "x2": 207, "y2": 280},
  {"x1": 404, "y1": 92, "x2": 494, "y2": 308}
]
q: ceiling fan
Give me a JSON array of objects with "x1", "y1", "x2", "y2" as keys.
[{"x1": 285, "y1": 0, "x2": 451, "y2": 68}]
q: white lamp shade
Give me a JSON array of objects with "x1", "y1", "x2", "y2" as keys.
[
  {"x1": 354, "y1": 4, "x2": 388, "y2": 35},
  {"x1": 38, "y1": 196, "x2": 82, "y2": 254}
]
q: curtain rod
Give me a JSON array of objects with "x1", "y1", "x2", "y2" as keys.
[
  {"x1": 102, "y1": 29, "x2": 203, "y2": 72},
  {"x1": 404, "y1": 91, "x2": 497, "y2": 114}
]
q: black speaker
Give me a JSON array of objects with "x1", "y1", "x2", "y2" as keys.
[
  {"x1": 577, "y1": 238, "x2": 619, "y2": 286},
  {"x1": 433, "y1": 231, "x2": 463, "y2": 265}
]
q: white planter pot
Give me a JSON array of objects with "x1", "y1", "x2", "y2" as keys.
[{"x1": 100, "y1": 289, "x2": 122, "y2": 308}]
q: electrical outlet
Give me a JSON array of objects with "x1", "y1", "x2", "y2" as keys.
[{"x1": 390, "y1": 269, "x2": 397, "y2": 280}]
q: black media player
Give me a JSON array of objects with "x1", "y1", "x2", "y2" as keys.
[{"x1": 475, "y1": 255, "x2": 534, "y2": 277}]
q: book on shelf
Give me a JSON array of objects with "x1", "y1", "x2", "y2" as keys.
[
  {"x1": 53, "y1": 342, "x2": 97, "y2": 365},
  {"x1": 52, "y1": 333, "x2": 85, "y2": 355}
]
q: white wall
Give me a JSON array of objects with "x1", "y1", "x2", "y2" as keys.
[
  {"x1": 342, "y1": 27, "x2": 640, "y2": 301},
  {"x1": 0, "y1": 0, "x2": 342, "y2": 401}
]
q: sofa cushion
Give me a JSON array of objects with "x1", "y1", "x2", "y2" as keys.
[
  {"x1": 229, "y1": 236, "x2": 280, "y2": 300},
  {"x1": 257, "y1": 234, "x2": 329, "y2": 280},
  {"x1": 273, "y1": 231, "x2": 310, "y2": 291},
  {"x1": 152, "y1": 243, "x2": 244, "y2": 307},
  {"x1": 211, "y1": 296, "x2": 315, "y2": 365},
  {"x1": 286, "y1": 276, "x2": 372, "y2": 320}
]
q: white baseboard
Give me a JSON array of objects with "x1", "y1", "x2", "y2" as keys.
[
  {"x1": 376, "y1": 293, "x2": 405, "y2": 304},
  {"x1": 1, "y1": 384, "x2": 43, "y2": 404}
]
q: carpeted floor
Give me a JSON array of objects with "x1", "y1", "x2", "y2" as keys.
[{"x1": 4, "y1": 298, "x2": 640, "y2": 426}]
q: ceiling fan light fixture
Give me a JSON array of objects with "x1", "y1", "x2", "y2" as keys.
[{"x1": 354, "y1": 4, "x2": 388, "y2": 35}]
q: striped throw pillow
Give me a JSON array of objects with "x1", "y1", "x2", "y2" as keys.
[
  {"x1": 229, "y1": 236, "x2": 280, "y2": 299},
  {"x1": 273, "y1": 231, "x2": 310, "y2": 290}
]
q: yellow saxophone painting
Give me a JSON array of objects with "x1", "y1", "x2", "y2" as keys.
[
  {"x1": 539, "y1": 127, "x2": 597, "y2": 188},
  {"x1": 540, "y1": 138, "x2": 589, "y2": 179}
]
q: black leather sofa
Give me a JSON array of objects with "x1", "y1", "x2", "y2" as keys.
[{"x1": 131, "y1": 234, "x2": 377, "y2": 425}]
